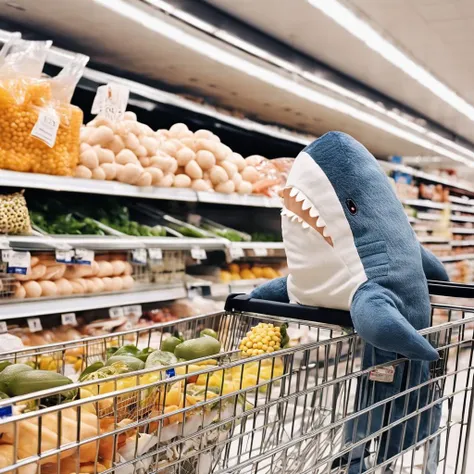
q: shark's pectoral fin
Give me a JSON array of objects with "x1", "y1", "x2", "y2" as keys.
[
  {"x1": 420, "y1": 244, "x2": 450, "y2": 282},
  {"x1": 351, "y1": 284, "x2": 439, "y2": 361},
  {"x1": 249, "y1": 276, "x2": 289, "y2": 303}
]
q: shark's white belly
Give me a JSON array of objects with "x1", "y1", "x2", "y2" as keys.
[{"x1": 282, "y1": 204, "x2": 367, "y2": 312}]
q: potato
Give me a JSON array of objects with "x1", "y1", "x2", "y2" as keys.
[
  {"x1": 146, "y1": 167, "x2": 164, "y2": 185},
  {"x1": 228, "y1": 152, "x2": 246, "y2": 171},
  {"x1": 97, "y1": 148, "x2": 115, "y2": 164},
  {"x1": 241, "y1": 166, "x2": 259, "y2": 183},
  {"x1": 38, "y1": 280, "x2": 57, "y2": 297},
  {"x1": 215, "y1": 180, "x2": 235, "y2": 194},
  {"x1": 184, "y1": 160, "x2": 203, "y2": 179},
  {"x1": 245, "y1": 155, "x2": 265, "y2": 167},
  {"x1": 111, "y1": 276, "x2": 124, "y2": 292},
  {"x1": 173, "y1": 174, "x2": 192, "y2": 188},
  {"x1": 92, "y1": 167, "x2": 106, "y2": 180},
  {"x1": 56, "y1": 278, "x2": 74, "y2": 296},
  {"x1": 138, "y1": 123, "x2": 154, "y2": 136},
  {"x1": 124, "y1": 132, "x2": 140, "y2": 150},
  {"x1": 135, "y1": 145, "x2": 148, "y2": 158},
  {"x1": 84, "y1": 278, "x2": 96, "y2": 293},
  {"x1": 116, "y1": 149, "x2": 139, "y2": 165},
  {"x1": 162, "y1": 140, "x2": 180, "y2": 156},
  {"x1": 124, "y1": 261, "x2": 133, "y2": 275},
  {"x1": 102, "y1": 277, "x2": 114, "y2": 292},
  {"x1": 94, "y1": 116, "x2": 115, "y2": 129},
  {"x1": 140, "y1": 136, "x2": 159, "y2": 155},
  {"x1": 88, "y1": 126, "x2": 114, "y2": 147},
  {"x1": 196, "y1": 150, "x2": 216, "y2": 170},
  {"x1": 13, "y1": 282, "x2": 26, "y2": 299},
  {"x1": 232, "y1": 172, "x2": 243, "y2": 188},
  {"x1": 136, "y1": 171, "x2": 153, "y2": 187},
  {"x1": 108, "y1": 135, "x2": 125, "y2": 154},
  {"x1": 43, "y1": 264, "x2": 66, "y2": 281},
  {"x1": 158, "y1": 173, "x2": 174, "y2": 188},
  {"x1": 194, "y1": 129, "x2": 213, "y2": 140},
  {"x1": 209, "y1": 133, "x2": 221, "y2": 142},
  {"x1": 124, "y1": 111, "x2": 137, "y2": 121},
  {"x1": 80, "y1": 148, "x2": 99, "y2": 169},
  {"x1": 156, "y1": 129, "x2": 171, "y2": 139},
  {"x1": 69, "y1": 279, "x2": 85, "y2": 294},
  {"x1": 176, "y1": 147, "x2": 195, "y2": 166},
  {"x1": 191, "y1": 179, "x2": 211, "y2": 191},
  {"x1": 15, "y1": 264, "x2": 46, "y2": 282},
  {"x1": 116, "y1": 163, "x2": 143, "y2": 184},
  {"x1": 100, "y1": 163, "x2": 117, "y2": 180},
  {"x1": 89, "y1": 277, "x2": 105, "y2": 293},
  {"x1": 195, "y1": 138, "x2": 215, "y2": 152},
  {"x1": 90, "y1": 260, "x2": 100, "y2": 276},
  {"x1": 139, "y1": 157, "x2": 151, "y2": 167},
  {"x1": 80, "y1": 127, "x2": 93, "y2": 143},
  {"x1": 150, "y1": 154, "x2": 175, "y2": 172},
  {"x1": 238, "y1": 180, "x2": 253, "y2": 194},
  {"x1": 180, "y1": 137, "x2": 196, "y2": 150},
  {"x1": 169, "y1": 123, "x2": 189, "y2": 138},
  {"x1": 97, "y1": 261, "x2": 114, "y2": 278},
  {"x1": 111, "y1": 260, "x2": 126, "y2": 276},
  {"x1": 122, "y1": 275, "x2": 135, "y2": 290},
  {"x1": 221, "y1": 161, "x2": 238, "y2": 179},
  {"x1": 79, "y1": 142, "x2": 91, "y2": 154},
  {"x1": 74, "y1": 165, "x2": 91, "y2": 181},
  {"x1": 24, "y1": 281, "x2": 42, "y2": 298},
  {"x1": 31, "y1": 256, "x2": 40, "y2": 267},
  {"x1": 64, "y1": 265, "x2": 90, "y2": 279},
  {"x1": 209, "y1": 165, "x2": 228, "y2": 185}
]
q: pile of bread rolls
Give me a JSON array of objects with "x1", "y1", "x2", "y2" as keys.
[
  {"x1": 12, "y1": 254, "x2": 135, "y2": 299},
  {"x1": 76, "y1": 113, "x2": 258, "y2": 194}
]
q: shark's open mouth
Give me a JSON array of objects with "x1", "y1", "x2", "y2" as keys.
[{"x1": 282, "y1": 187, "x2": 334, "y2": 247}]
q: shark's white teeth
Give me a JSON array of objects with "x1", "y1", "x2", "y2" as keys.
[
  {"x1": 309, "y1": 206, "x2": 319, "y2": 218},
  {"x1": 295, "y1": 191, "x2": 305, "y2": 203},
  {"x1": 289, "y1": 187, "x2": 298, "y2": 198},
  {"x1": 316, "y1": 216, "x2": 326, "y2": 228},
  {"x1": 323, "y1": 227, "x2": 331, "y2": 238},
  {"x1": 296, "y1": 216, "x2": 303, "y2": 223},
  {"x1": 291, "y1": 214, "x2": 298, "y2": 222},
  {"x1": 302, "y1": 221, "x2": 309, "y2": 229},
  {"x1": 301, "y1": 199, "x2": 311, "y2": 211}
]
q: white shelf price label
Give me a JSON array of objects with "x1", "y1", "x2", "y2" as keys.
[
  {"x1": 132, "y1": 249, "x2": 147, "y2": 265},
  {"x1": 91, "y1": 84, "x2": 129, "y2": 122},
  {"x1": 0, "y1": 322, "x2": 7, "y2": 334},
  {"x1": 191, "y1": 248, "x2": 207, "y2": 261},
  {"x1": 74, "y1": 249, "x2": 94, "y2": 265},
  {"x1": 229, "y1": 246, "x2": 245, "y2": 260},
  {"x1": 61, "y1": 313, "x2": 77, "y2": 326},
  {"x1": 31, "y1": 108, "x2": 60, "y2": 148},
  {"x1": 56, "y1": 250, "x2": 74, "y2": 264},
  {"x1": 5, "y1": 251, "x2": 31, "y2": 275},
  {"x1": 123, "y1": 305, "x2": 142, "y2": 318},
  {"x1": 253, "y1": 247, "x2": 268, "y2": 257},
  {"x1": 109, "y1": 307, "x2": 124, "y2": 320},
  {"x1": 27, "y1": 318, "x2": 42, "y2": 333},
  {"x1": 0, "y1": 238, "x2": 9, "y2": 250},
  {"x1": 148, "y1": 248, "x2": 163, "y2": 261}
]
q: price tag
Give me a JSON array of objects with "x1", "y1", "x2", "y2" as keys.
[
  {"x1": 56, "y1": 250, "x2": 74, "y2": 264},
  {"x1": 148, "y1": 248, "x2": 163, "y2": 261},
  {"x1": 27, "y1": 318, "x2": 43, "y2": 333},
  {"x1": 253, "y1": 247, "x2": 268, "y2": 257},
  {"x1": 229, "y1": 245, "x2": 245, "y2": 260},
  {"x1": 166, "y1": 368, "x2": 176, "y2": 379},
  {"x1": 122, "y1": 321, "x2": 133, "y2": 331},
  {"x1": 0, "y1": 406, "x2": 13, "y2": 418},
  {"x1": 0, "y1": 322, "x2": 7, "y2": 334},
  {"x1": 5, "y1": 251, "x2": 31, "y2": 275},
  {"x1": 191, "y1": 248, "x2": 207, "y2": 261},
  {"x1": 92, "y1": 83, "x2": 129, "y2": 122},
  {"x1": 123, "y1": 305, "x2": 142, "y2": 322},
  {"x1": 109, "y1": 307, "x2": 124, "y2": 320},
  {"x1": 31, "y1": 108, "x2": 60, "y2": 148},
  {"x1": 61, "y1": 313, "x2": 77, "y2": 326},
  {"x1": 369, "y1": 366, "x2": 395, "y2": 383},
  {"x1": 73, "y1": 249, "x2": 94, "y2": 265},
  {"x1": 0, "y1": 238, "x2": 9, "y2": 250},
  {"x1": 132, "y1": 249, "x2": 147, "y2": 265}
]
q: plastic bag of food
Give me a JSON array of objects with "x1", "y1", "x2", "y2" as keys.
[
  {"x1": 245, "y1": 155, "x2": 289, "y2": 197},
  {"x1": 0, "y1": 190, "x2": 31, "y2": 234},
  {"x1": 0, "y1": 40, "x2": 88, "y2": 176}
]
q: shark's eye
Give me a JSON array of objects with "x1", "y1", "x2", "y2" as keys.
[{"x1": 346, "y1": 199, "x2": 357, "y2": 215}]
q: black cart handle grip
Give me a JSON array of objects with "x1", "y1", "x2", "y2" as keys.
[
  {"x1": 224, "y1": 294, "x2": 354, "y2": 327},
  {"x1": 427, "y1": 280, "x2": 474, "y2": 299}
]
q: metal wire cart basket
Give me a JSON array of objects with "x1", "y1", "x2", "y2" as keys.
[{"x1": 0, "y1": 281, "x2": 472, "y2": 474}]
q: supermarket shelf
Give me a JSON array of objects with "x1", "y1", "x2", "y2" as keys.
[
  {"x1": 0, "y1": 286, "x2": 187, "y2": 320},
  {"x1": 451, "y1": 241, "x2": 474, "y2": 247},
  {"x1": 438, "y1": 254, "x2": 474, "y2": 263},
  {"x1": 450, "y1": 215, "x2": 474, "y2": 223},
  {"x1": 416, "y1": 212, "x2": 441, "y2": 221},
  {"x1": 418, "y1": 236, "x2": 450, "y2": 243},
  {"x1": 6, "y1": 235, "x2": 227, "y2": 252},
  {"x1": 230, "y1": 242, "x2": 285, "y2": 250},
  {"x1": 449, "y1": 196, "x2": 474, "y2": 206},
  {"x1": 451, "y1": 228, "x2": 474, "y2": 234},
  {"x1": 403, "y1": 199, "x2": 447, "y2": 210},
  {"x1": 197, "y1": 191, "x2": 281, "y2": 208}
]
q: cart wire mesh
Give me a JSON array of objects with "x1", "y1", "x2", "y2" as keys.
[{"x1": 0, "y1": 284, "x2": 471, "y2": 474}]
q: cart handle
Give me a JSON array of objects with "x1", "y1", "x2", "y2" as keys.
[
  {"x1": 428, "y1": 280, "x2": 474, "y2": 299},
  {"x1": 224, "y1": 294, "x2": 354, "y2": 327}
]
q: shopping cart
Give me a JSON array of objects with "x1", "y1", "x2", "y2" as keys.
[{"x1": 0, "y1": 281, "x2": 471, "y2": 474}]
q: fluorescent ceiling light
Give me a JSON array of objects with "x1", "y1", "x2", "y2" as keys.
[
  {"x1": 94, "y1": 0, "x2": 474, "y2": 167},
  {"x1": 308, "y1": 0, "x2": 474, "y2": 122}
]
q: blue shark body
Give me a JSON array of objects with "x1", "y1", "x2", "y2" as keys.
[{"x1": 250, "y1": 131, "x2": 448, "y2": 472}]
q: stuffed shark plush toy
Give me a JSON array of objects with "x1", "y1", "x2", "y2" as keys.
[{"x1": 250, "y1": 131, "x2": 449, "y2": 472}]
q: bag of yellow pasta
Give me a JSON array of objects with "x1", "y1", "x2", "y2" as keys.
[{"x1": 0, "y1": 39, "x2": 88, "y2": 176}]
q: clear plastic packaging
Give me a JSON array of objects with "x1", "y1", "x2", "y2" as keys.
[{"x1": 0, "y1": 40, "x2": 88, "y2": 176}]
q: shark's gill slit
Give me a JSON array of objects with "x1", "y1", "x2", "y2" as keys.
[{"x1": 282, "y1": 187, "x2": 334, "y2": 247}]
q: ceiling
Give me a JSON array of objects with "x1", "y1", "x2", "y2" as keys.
[
  {"x1": 205, "y1": 0, "x2": 474, "y2": 146},
  {"x1": 0, "y1": 0, "x2": 472, "y2": 168}
]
